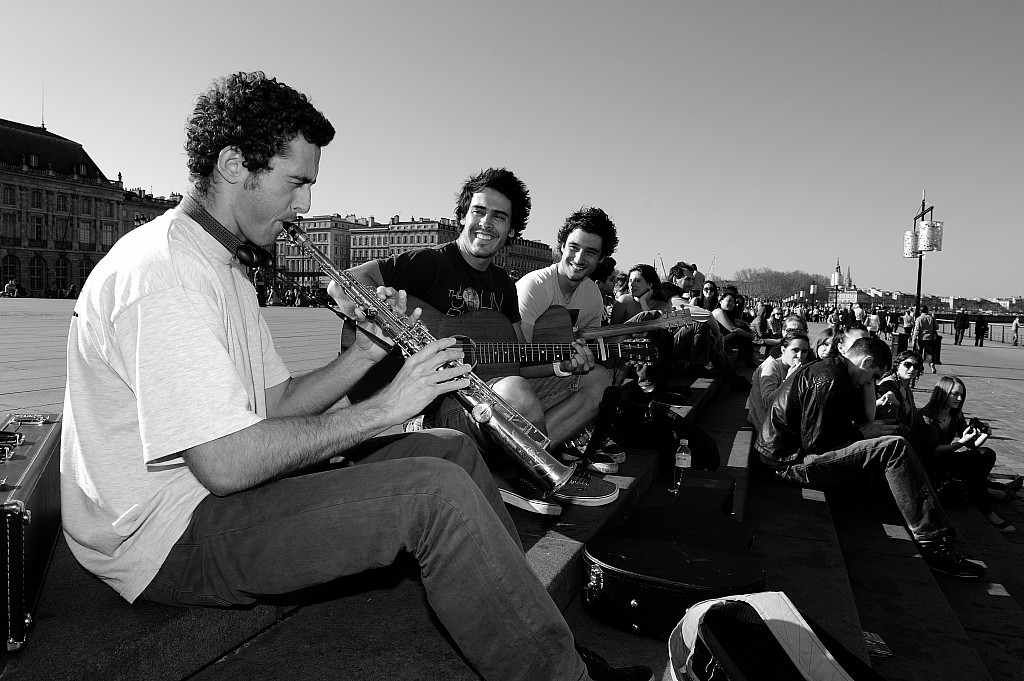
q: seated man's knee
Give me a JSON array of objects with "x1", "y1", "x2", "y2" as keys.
[{"x1": 492, "y1": 376, "x2": 544, "y2": 424}]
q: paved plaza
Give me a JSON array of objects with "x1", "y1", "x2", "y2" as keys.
[{"x1": 4, "y1": 300, "x2": 1021, "y2": 472}]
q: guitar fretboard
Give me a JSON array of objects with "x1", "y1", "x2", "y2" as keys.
[{"x1": 469, "y1": 341, "x2": 649, "y2": 364}]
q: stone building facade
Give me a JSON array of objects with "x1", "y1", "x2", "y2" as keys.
[{"x1": 0, "y1": 117, "x2": 178, "y2": 296}]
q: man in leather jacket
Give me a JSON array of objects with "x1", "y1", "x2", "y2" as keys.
[{"x1": 755, "y1": 337, "x2": 984, "y2": 580}]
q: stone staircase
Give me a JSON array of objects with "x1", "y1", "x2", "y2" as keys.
[{"x1": 7, "y1": 363, "x2": 1024, "y2": 679}]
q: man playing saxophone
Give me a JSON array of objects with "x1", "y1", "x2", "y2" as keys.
[{"x1": 60, "y1": 71, "x2": 650, "y2": 681}]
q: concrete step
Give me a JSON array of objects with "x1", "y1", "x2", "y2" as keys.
[{"x1": 828, "y1": 483, "x2": 995, "y2": 681}]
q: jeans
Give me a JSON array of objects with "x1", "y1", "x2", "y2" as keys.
[
  {"x1": 773, "y1": 435, "x2": 950, "y2": 541},
  {"x1": 954, "y1": 329, "x2": 966, "y2": 345},
  {"x1": 140, "y1": 429, "x2": 587, "y2": 681}
]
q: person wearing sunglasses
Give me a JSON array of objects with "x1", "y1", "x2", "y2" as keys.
[
  {"x1": 912, "y1": 376, "x2": 1019, "y2": 533},
  {"x1": 690, "y1": 281, "x2": 719, "y2": 313},
  {"x1": 875, "y1": 350, "x2": 923, "y2": 434}
]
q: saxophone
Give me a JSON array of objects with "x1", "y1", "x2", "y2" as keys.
[{"x1": 282, "y1": 220, "x2": 577, "y2": 494}]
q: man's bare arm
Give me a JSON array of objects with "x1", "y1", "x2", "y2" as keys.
[{"x1": 183, "y1": 338, "x2": 472, "y2": 496}]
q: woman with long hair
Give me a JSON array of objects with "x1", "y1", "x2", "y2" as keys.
[
  {"x1": 609, "y1": 264, "x2": 668, "y2": 324},
  {"x1": 690, "y1": 280, "x2": 719, "y2": 312},
  {"x1": 746, "y1": 330, "x2": 810, "y2": 431},
  {"x1": 875, "y1": 350, "x2": 923, "y2": 433},
  {"x1": 912, "y1": 376, "x2": 1020, "y2": 532},
  {"x1": 712, "y1": 290, "x2": 758, "y2": 366}
]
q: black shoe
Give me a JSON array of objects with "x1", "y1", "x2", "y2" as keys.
[
  {"x1": 575, "y1": 644, "x2": 653, "y2": 681},
  {"x1": 917, "y1": 535, "x2": 985, "y2": 579}
]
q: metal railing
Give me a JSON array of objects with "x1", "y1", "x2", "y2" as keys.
[{"x1": 936, "y1": 321, "x2": 1021, "y2": 346}]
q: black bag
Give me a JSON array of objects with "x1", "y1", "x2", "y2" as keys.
[
  {"x1": 582, "y1": 506, "x2": 765, "y2": 639},
  {"x1": 2, "y1": 413, "x2": 62, "y2": 652}
]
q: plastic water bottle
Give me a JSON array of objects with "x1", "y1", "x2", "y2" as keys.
[{"x1": 669, "y1": 439, "x2": 691, "y2": 493}]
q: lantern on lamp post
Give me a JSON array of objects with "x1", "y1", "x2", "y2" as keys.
[{"x1": 904, "y1": 190, "x2": 944, "y2": 315}]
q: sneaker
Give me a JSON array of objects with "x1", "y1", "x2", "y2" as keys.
[
  {"x1": 595, "y1": 436, "x2": 627, "y2": 465},
  {"x1": 561, "y1": 435, "x2": 621, "y2": 473},
  {"x1": 917, "y1": 535, "x2": 985, "y2": 579},
  {"x1": 576, "y1": 644, "x2": 653, "y2": 681},
  {"x1": 552, "y1": 468, "x2": 619, "y2": 507},
  {"x1": 495, "y1": 475, "x2": 562, "y2": 516}
]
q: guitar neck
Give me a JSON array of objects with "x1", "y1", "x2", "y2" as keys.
[{"x1": 472, "y1": 340, "x2": 636, "y2": 364}]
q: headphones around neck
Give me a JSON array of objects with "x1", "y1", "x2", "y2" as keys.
[{"x1": 181, "y1": 195, "x2": 275, "y2": 269}]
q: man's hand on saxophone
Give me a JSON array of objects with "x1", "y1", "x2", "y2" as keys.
[
  {"x1": 372, "y1": 338, "x2": 474, "y2": 424},
  {"x1": 327, "y1": 281, "x2": 420, "y2": 363}
]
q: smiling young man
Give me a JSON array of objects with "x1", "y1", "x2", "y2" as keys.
[
  {"x1": 60, "y1": 76, "x2": 649, "y2": 681},
  {"x1": 516, "y1": 207, "x2": 622, "y2": 465},
  {"x1": 347, "y1": 170, "x2": 620, "y2": 516}
]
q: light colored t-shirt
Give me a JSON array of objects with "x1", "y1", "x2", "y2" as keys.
[
  {"x1": 61, "y1": 209, "x2": 290, "y2": 602},
  {"x1": 515, "y1": 264, "x2": 603, "y2": 342}
]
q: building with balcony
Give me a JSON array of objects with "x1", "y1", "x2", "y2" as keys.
[{"x1": 0, "y1": 117, "x2": 179, "y2": 296}]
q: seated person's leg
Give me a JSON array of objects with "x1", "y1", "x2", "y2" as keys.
[
  {"x1": 780, "y1": 435, "x2": 948, "y2": 541},
  {"x1": 534, "y1": 365, "x2": 612, "y2": 448},
  {"x1": 143, "y1": 431, "x2": 587, "y2": 679}
]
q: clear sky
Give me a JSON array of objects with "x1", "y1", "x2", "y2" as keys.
[{"x1": 5, "y1": 0, "x2": 1021, "y2": 299}]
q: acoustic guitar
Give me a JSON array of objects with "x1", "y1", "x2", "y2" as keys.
[{"x1": 343, "y1": 296, "x2": 666, "y2": 400}]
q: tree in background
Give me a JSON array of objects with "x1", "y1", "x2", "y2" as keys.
[{"x1": 732, "y1": 268, "x2": 830, "y2": 305}]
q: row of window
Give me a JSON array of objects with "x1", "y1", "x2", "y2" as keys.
[
  {"x1": 0, "y1": 212, "x2": 116, "y2": 245},
  {"x1": 351, "y1": 233, "x2": 441, "y2": 247},
  {"x1": 0, "y1": 186, "x2": 113, "y2": 215},
  {"x1": 1, "y1": 253, "x2": 93, "y2": 291}
]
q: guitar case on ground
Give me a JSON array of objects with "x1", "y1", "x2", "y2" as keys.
[{"x1": 581, "y1": 505, "x2": 765, "y2": 639}]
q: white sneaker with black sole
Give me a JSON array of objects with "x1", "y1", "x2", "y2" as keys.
[{"x1": 495, "y1": 475, "x2": 563, "y2": 516}]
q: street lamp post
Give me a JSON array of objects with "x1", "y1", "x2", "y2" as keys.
[
  {"x1": 904, "y1": 190, "x2": 944, "y2": 316},
  {"x1": 809, "y1": 283, "x2": 817, "y2": 316},
  {"x1": 830, "y1": 260, "x2": 843, "y2": 323}
]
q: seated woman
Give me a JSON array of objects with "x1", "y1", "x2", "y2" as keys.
[
  {"x1": 610, "y1": 264, "x2": 670, "y2": 325},
  {"x1": 875, "y1": 350, "x2": 923, "y2": 434},
  {"x1": 751, "y1": 305, "x2": 782, "y2": 353},
  {"x1": 746, "y1": 330, "x2": 810, "y2": 431},
  {"x1": 689, "y1": 280, "x2": 720, "y2": 313},
  {"x1": 712, "y1": 290, "x2": 758, "y2": 366},
  {"x1": 911, "y1": 376, "x2": 1019, "y2": 532}
]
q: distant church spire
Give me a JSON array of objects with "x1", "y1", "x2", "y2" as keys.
[{"x1": 845, "y1": 266, "x2": 852, "y2": 289}]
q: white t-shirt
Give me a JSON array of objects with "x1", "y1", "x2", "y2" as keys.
[
  {"x1": 61, "y1": 209, "x2": 291, "y2": 602},
  {"x1": 516, "y1": 264, "x2": 603, "y2": 342}
]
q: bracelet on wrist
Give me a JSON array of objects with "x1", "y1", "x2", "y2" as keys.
[{"x1": 552, "y1": 361, "x2": 572, "y2": 377}]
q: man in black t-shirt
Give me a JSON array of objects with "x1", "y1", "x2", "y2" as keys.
[{"x1": 348, "y1": 168, "x2": 619, "y2": 516}]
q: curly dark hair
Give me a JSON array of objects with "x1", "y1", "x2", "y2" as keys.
[
  {"x1": 454, "y1": 168, "x2": 531, "y2": 239},
  {"x1": 667, "y1": 261, "x2": 695, "y2": 280},
  {"x1": 186, "y1": 71, "x2": 335, "y2": 196},
  {"x1": 555, "y1": 207, "x2": 619, "y2": 260}
]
